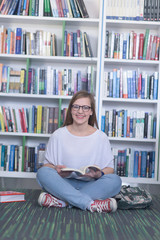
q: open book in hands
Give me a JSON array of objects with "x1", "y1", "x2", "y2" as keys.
[{"x1": 61, "y1": 165, "x2": 101, "y2": 181}]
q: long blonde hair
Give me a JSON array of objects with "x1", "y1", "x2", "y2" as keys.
[{"x1": 63, "y1": 90, "x2": 99, "y2": 128}]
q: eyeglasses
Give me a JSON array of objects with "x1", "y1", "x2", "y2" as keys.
[{"x1": 72, "y1": 104, "x2": 91, "y2": 112}]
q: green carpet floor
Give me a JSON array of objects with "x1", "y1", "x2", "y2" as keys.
[{"x1": 0, "y1": 189, "x2": 160, "y2": 240}]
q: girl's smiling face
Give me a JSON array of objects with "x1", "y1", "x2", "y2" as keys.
[{"x1": 71, "y1": 97, "x2": 93, "y2": 126}]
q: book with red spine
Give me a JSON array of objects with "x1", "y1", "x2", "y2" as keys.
[
  {"x1": 55, "y1": 0, "x2": 62, "y2": 17},
  {"x1": 0, "y1": 191, "x2": 25, "y2": 203},
  {"x1": 126, "y1": 112, "x2": 130, "y2": 138},
  {"x1": 18, "y1": 109, "x2": 24, "y2": 132},
  {"x1": 25, "y1": 0, "x2": 30, "y2": 15},
  {"x1": 21, "y1": 108, "x2": 28, "y2": 133},
  {"x1": 138, "y1": 73, "x2": 142, "y2": 99},
  {"x1": 154, "y1": 37, "x2": 160, "y2": 60},
  {"x1": 138, "y1": 33, "x2": 144, "y2": 60},
  {"x1": 132, "y1": 32, "x2": 137, "y2": 60},
  {"x1": 77, "y1": 29, "x2": 81, "y2": 57},
  {"x1": 58, "y1": 0, "x2": 64, "y2": 17}
]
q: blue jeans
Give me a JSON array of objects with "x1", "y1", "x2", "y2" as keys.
[{"x1": 36, "y1": 167, "x2": 122, "y2": 210}]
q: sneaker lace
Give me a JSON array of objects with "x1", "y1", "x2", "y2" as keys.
[
  {"x1": 96, "y1": 200, "x2": 110, "y2": 213},
  {"x1": 45, "y1": 194, "x2": 59, "y2": 208}
]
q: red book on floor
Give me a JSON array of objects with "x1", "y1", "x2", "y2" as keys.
[{"x1": 0, "y1": 191, "x2": 25, "y2": 203}]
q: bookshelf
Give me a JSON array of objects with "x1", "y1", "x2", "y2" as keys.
[
  {"x1": 0, "y1": 0, "x2": 102, "y2": 180},
  {"x1": 98, "y1": 0, "x2": 160, "y2": 184}
]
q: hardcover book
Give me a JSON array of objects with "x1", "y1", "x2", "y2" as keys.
[{"x1": 0, "y1": 191, "x2": 25, "y2": 203}]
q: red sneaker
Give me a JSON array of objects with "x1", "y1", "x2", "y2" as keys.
[
  {"x1": 38, "y1": 192, "x2": 63, "y2": 208},
  {"x1": 90, "y1": 198, "x2": 117, "y2": 213}
]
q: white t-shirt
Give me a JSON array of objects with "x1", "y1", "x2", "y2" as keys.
[{"x1": 44, "y1": 126, "x2": 114, "y2": 169}]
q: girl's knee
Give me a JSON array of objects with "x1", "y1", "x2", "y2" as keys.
[
  {"x1": 105, "y1": 174, "x2": 122, "y2": 190},
  {"x1": 37, "y1": 167, "x2": 56, "y2": 180}
]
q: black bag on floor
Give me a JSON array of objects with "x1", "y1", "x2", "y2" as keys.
[{"x1": 115, "y1": 185, "x2": 152, "y2": 209}]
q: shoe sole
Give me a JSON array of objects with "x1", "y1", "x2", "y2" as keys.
[
  {"x1": 110, "y1": 198, "x2": 117, "y2": 212},
  {"x1": 38, "y1": 192, "x2": 47, "y2": 206}
]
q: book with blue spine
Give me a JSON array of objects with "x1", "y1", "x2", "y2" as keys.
[
  {"x1": 6, "y1": 28, "x2": 12, "y2": 54},
  {"x1": 127, "y1": 71, "x2": 132, "y2": 98},
  {"x1": 73, "y1": 0, "x2": 80, "y2": 17},
  {"x1": 152, "y1": 116, "x2": 156, "y2": 138},
  {"x1": 121, "y1": 150, "x2": 126, "y2": 176},
  {"x1": 148, "y1": 151, "x2": 153, "y2": 178},
  {"x1": 153, "y1": 72, "x2": 158, "y2": 99},
  {"x1": 151, "y1": 151, "x2": 155, "y2": 178},
  {"x1": 129, "y1": 71, "x2": 134, "y2": 98},
  {"x1": 23, "y1": 0, "x2": 27, "y2": 15},
  {"x1": 131, "y1": 70, "x2": 136, "y2": 98},
  {"x1": 130, "y1": 115, "x2": 133, "y2": 138},
  {"x1": 70, "y1": 0, "x2": 78, "y2": 17},
  {"x1": 17, "y1": 0, "x2": 23, "y2": 15},
  {"x1": 73, "y1": 32, "x2": 78, "y2": 57},
  {"x1": 53, "y1": 69, "x2": 56, "y2": 94},
  {"x1": 122, "y1": 37, "x2": 127, "y2": 59},
  {"x1": 140, "y1": 151, "x2": 147, "y2": 177},
  {"x1": 112, "y1": 69, "x2": 117, "y2": 98},
  {"x1": 70, "y1": 32, "x2": 74, "y2": 56},
  {"x1": 63, "y1": 30, "x2": 67, "y2": 56},
  {"x1": 123, "y1": 109, "x2": 127, "y2": 138},
  {"x1": 9, "y1": 145, "x2": 15, "y2": 171},
  {"x1": 55, "y1": 69, "x2": 58, "y2": 95},
  {"x1": 77, "y1": 70, "x2": 81, "y2": 91},
  {"x1": 141, "y1": 72, "x2": 146, "y2": 99},
  {"x1": 117, "y1": 150, "x2": 122, "y2": 176},
  {"x1": 8, "y1": 0, "x2": 19, "y2": 15},
  {"x1": 64, "y1": 0, "x2": 69, "y2": 17},
  {"x1": 15, "y1": 28, "x2": 22, "y2": 54},
  {"x1": 101, "y1": 115, "x2": 105, "y2": 132},
  {"x1": 1, "y1": 145, "x2": 5, "y2": 170},
  {"x1": 116, "y1": 69, "x2": 120, "y2": 98},
  {"x1": 133, "y1": 150, "x2": 139, "y2": 177}
]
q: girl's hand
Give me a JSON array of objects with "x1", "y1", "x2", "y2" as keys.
[
  {"x1": 83, "y1": 169, "x2": 102, "y2": 179},
  {"x1": 55, "y1": 165, "x2": 71, "y2": 178}
]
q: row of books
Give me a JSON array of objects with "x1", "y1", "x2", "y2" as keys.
[
  {"x1": 105, "y1": 29, "x2": 159, "y2": 61},
  {"x1": 63, "y1": 30, "x2": 93, "y2": 57},
  {"x1": 46, "y1": 0, "x2": 89, "y2": 18},
  {"x1": 0, "y1": 105, "x2": 68, "y2": 134},
  {"x1": 112, "y1": 148, "x2": 155, "y2": 178},
  {"x1": 0, "y1": 64, "x2": 96, "y2": 95},
  {"x1": 0, "y1": 26, "x2": 56, "y2": 56},
  {"x1": 101, "y1": 110, "x2": 156, "y2": 139},
  {"x1": 106, "y1": 0, "x2": 160, "y2": 22},
  {"x1": 103, "y1": 69, "x2": 158, "y2": 100},
  {"x1": 0, "y1": 0, "x2": 39, "y2": 16},
  {"x1": 0, "y1": 143, "x2": 46, "y2": 172}
]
